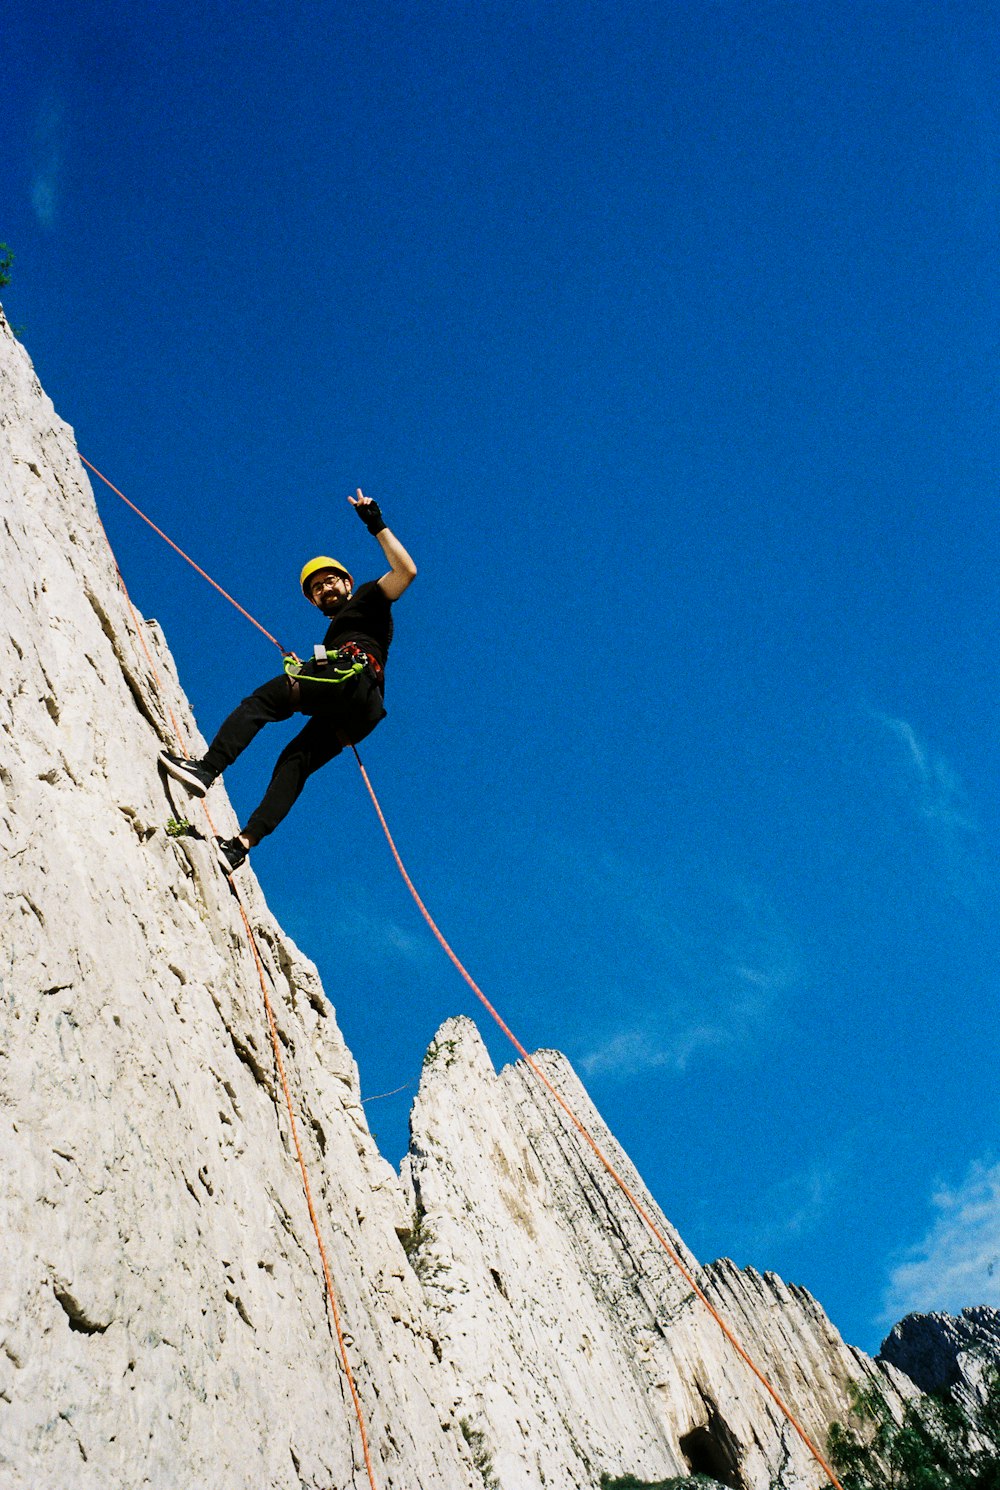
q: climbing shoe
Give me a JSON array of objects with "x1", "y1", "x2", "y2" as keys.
[
  {"x1": 215, "y1": 836, "x2": 248, "y2": 876},
  {"x1": 159, "y1": 751, "x2": 216, "y2": 797}
]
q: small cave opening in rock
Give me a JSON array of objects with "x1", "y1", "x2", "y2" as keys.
[{"x1": 678, "y1": 1418, "x2": 744, "y2": 1489}]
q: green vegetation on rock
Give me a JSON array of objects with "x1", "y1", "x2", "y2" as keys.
[
  {"x1": 599, "y1": 1373, "x2": 1000, "y2": 1490},
  {"x1": 423, "y1": 1036, "x2": 459, "y2": 1069},
  {"x1": 823, "y1": 1371, "x2": 1000, "y2": 1490},
  {"x1": 460, "y1": 1417, "x2": 499, "y2": 1489},
  {"x1": 599, "y1": 1475, "x2": 727, "y2": 1489}
]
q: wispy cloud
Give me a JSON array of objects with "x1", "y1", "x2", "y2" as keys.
[
  {"x1": 284, "y1": 906, "x2": 437, "y2": 987},
  {"x1": 332, "y1": 907, "x2": 439, "y2": 972},
  {"x1": 721, "y1": 1154, "x2": 848, "y2": 1255},
  {"x1": 876, "y1": 713, "x2": 976, "y2": 836},
  {"x1": 379, "y1": 919, "x2": 436, "y2": 963},
  {"x1": 881, "y1": 1158, "x2": 1000, "y2": 1324},
  {"x1": 577, "y1": 863, "x2": 801, "y2": 1079},
  {"x1": 871, "y1": 711, "x2": 993, "y2": 909},
  {"x1": 762, "y1": 1162, "x2": 842, "y2": 1242},
  {"x1": 580, "y1": 1027, "x2": 674, "y2": 1078},
  {"x1": 32, "y1": 95, "x2": 64, "y2": 229}
]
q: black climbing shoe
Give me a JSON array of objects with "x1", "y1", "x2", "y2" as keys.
[
  {"x1": 215, "y1": 836, "x2": 248, "y2": 876},
  {"x1": 159, "y1": 751, "x2": 216, "y2": 797}
]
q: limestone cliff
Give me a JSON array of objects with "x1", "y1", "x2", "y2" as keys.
[
  {"x1": 1, "y1": 306, "x2": 918, "y2": 1490},
  {"x1": 0, "y1": 311, "x2": 475, "y2": 1489},
  {"x1": 402, "y1": 1019, "x2": 914, "y2": 1489}
]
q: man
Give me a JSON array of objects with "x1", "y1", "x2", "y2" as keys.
[{"x1": 159, "y1": 490, "x2": 416, "y2": 874}]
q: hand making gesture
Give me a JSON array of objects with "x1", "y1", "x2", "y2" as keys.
[
  {"x1": 348, "y1": 488, "x2": 386, "y2": 535},
  {"x1": 348, "y1": 488, "x2": 418, "y2": 600}
]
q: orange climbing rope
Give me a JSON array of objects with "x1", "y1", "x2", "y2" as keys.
[
  {"x1": 351, "y1": 747, "x2": 843, "y2": 1489},
  {"x1": 89, "y1": 492, "x2": 379, "y2": 1490},
  {"x1": 81, "y1": 456, "x2": 288, "y2": 656},
  {"x1": 84, "y1": 455, "x2": 844, "y2": 1490},
  {"x1": 234, "y1": 896, "x2": 377, "y2": 1489}
]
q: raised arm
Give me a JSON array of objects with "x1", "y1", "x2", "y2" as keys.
[{"x1": 349, "y1": 489, "x2": 417, "y2": 601}]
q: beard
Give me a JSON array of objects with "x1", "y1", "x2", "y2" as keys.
[{"x1": 319, "y1": 591, "x2": 350, "y2": 616}]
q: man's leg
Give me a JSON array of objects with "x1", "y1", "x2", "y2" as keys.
[
  {"x1": 241, "y1": 716, "x2": 344, "y2": 844},
  {"x1": 160, "y1": 675, "x2": 297, "y2": 797},
  {"x1": 218, "y1": 675, "x2": 385, "y2": 871},
  {"x1": 201, "y1": 675, "x2": 296, "y2": 776}
]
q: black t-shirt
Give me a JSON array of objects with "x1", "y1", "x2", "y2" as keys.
[{"x1": 322, "y1": 579, "x2": 394, "y2": 668}]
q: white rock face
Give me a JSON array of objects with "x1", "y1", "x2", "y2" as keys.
[
  {"x1": 403, "y1": 1019, "x2": 914, "y2": 1489},
  {"x1": 1, "y1": 307, "x2": 915, "y2": 1490}
]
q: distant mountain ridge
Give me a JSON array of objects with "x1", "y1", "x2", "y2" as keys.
[{"x1": 880, "y1": 1306, "x2": 1000, "y2": 1420}]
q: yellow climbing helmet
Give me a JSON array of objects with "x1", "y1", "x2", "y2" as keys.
[{"x1": 300, "y1": 556, "x2": 354, "y2": 599}]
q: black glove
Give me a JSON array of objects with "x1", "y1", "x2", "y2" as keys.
[{"x1": 355, "y1": 498, "x2": 386, "y2": 536}]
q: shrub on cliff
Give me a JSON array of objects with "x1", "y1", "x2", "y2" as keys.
[{"x1": 823, "y1": 1369, "x2": 1000, "y2": 1489}]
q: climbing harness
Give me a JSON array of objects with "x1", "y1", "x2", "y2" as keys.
[
  {"x1": 285, "y1": 649, "x2": 364, "y2": 686},
  {"x1": 283, "y1": 641, "x2": 384, "y2": 689},
  {"x1": 81, "y1": 453, "x2": 845, "y2": 1490}
]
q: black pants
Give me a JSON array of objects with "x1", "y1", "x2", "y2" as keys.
[{"x1": 202, "y1": 668, "x2": 385, "y2": 841}]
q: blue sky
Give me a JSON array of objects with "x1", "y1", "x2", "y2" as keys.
[{"x1": 6, "y1": 1, "x2": 999, "y2": 1355}]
